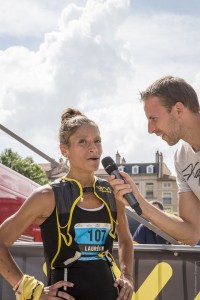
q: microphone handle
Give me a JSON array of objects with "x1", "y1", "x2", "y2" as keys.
[
  {"x1": 111, "y1": 170, "x2": 142, "y2": 215},
  {"x1": 124, "y1": 194, "x2": 142, "y2": 215}
]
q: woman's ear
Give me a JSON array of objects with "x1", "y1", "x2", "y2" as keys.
[{"x1": 60, "y1": 144, "x2": 69, "y2": 158}]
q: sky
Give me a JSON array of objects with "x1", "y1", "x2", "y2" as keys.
[{"x1": 1, "y1": 0, "x2": 200, "y2": 175}]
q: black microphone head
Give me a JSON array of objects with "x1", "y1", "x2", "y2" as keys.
[{"x1": 101, "y1": 156, "x2": 118, "y2": 175}]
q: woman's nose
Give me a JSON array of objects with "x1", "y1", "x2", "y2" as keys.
[{"x1": 88, "y1": 141, "x2": 96, "y2": 150}]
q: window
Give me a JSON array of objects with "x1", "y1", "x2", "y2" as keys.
[
  {"x1": 146, "y1": 165, "x2": 154, "y2": 174},
  {"x1": 118, "y1": 165, "x2": 125, "y2": 172},
  {"x1": 163, "y1": 182, "x2": 172, "y2": 188},
  {"x1": 132, "y1": 165, "x2": 139, "y2": 174},
  {"x1": 146, "y1": 182, "x2": 154, "y2": 198},
  {"x1": 163, "y1": 192, "x2": 172, "y2": 204}
]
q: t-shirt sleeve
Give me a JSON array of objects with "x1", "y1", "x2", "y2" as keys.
[{"x1": 174, "y1": 150, "x2": 192, "y2": 193}]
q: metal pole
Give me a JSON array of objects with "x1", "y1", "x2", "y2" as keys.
[{"x1": 0, "y1": 124, "x2": 59, "y2": 168}]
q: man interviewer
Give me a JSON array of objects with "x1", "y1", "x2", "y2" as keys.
[{"x1": 109, "y1": 76, "x2": 200, "y2": 246}]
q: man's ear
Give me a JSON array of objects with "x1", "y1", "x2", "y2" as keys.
[
  {"x1": 60, "y1": 144, "x2": 69, "y2": 157},
  {"x1": 174, "y1": 102, "x2": 185, "y2": 116}
]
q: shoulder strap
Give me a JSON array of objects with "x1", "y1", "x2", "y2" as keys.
[
  {"x1": 94, "y1": 177, "x2": 117, "y2": 242},
  {"x1": 95, "y1": 177, "x2": 117, "y2": 212},
  {"x1": 51, "y1": 179, "x2": 80, "y2": 216}
]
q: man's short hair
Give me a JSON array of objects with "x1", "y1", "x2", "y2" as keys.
[
  {"x1": 140, "y1": 75, "x2": 200, "y2": 113},
  {"x1": 150, "y1": 200, "x2": 164, "y2": 211}
]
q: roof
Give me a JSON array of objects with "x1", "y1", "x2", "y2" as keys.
[{"x1": 118, "y1": 163, "x2": 160, "y2": 174}]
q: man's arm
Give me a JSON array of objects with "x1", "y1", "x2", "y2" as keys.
[{"x1": 109, "y1": 172, "x2": 200, "y2": 245}]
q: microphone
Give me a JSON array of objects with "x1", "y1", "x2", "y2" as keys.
[{"x1": 102, "y1": 156, "x2": 142, "y2": 215}]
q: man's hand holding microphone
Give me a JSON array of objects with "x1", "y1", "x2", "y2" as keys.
[{"x1": 102, "y1": 157, "x2": 142, "y2": 215}]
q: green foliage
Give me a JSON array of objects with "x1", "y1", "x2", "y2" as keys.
[
  {"x1": 0, "y1": 148, "x2": 49, "y2": 185},
  {"x1": 165, "y1": 208, "x2": 178, "y2": 216}
]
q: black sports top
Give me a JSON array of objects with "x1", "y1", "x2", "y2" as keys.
[{"x1": 40, "y1": 176, "x2": 117, "y2": 283}]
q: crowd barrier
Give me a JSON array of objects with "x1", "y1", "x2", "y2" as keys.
[{"x1": 1, "y1": 242, "x2": 200, "y2": 300}]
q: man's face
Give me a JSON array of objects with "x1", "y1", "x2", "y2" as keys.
[{"x1": 143, "y1": 96, "x2": 182, "y2": 146}]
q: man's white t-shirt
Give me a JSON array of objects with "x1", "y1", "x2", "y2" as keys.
[{"x1": 174, "y1": 142, "x2": 200, "y2": 200}]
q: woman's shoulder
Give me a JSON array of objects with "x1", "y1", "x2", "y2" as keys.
[
  {"x1": 28, "y1": 184, "x2": 55, "y2": 211},
  {"x1": 32, "y1": 183, "x2": 54, "y2": 198}
]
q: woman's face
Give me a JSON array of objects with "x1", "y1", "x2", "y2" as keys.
[{"x1": 61, "y1": 124, "x2": 102, "y2": 173}]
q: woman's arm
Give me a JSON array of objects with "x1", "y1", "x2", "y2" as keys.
[
  {"x1": 115, "y1": 200, "x2": 134, "y2": 300},
  {"x1": 0, "y1": 185, "x2": 75, "y2": 299},
  {"x1": 0, "y1": 185, "x2": 54, "y2": 287}
]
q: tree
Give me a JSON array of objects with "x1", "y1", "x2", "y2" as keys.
[{"x1": 0, "y1": 148, "x2": 49, "y2": 185}]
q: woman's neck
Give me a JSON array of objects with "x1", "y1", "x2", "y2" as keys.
[{"x1": 66, "y1": 171, "x2": 94, "y2": 187}]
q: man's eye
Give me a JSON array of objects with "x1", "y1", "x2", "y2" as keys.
[{"x1": 95, "y1": 139, "x2": 101, "y2": 143}]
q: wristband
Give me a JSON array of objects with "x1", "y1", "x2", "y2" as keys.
[{"x1": 15, "y1": 274, "x2": 44, "y2": 300}]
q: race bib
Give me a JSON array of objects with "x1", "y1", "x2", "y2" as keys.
[{"x1": 74, "y1": 223, "x2": 111, "y2": 260}]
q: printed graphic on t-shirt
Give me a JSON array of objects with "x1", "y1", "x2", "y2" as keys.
[
  {"x1": 74, "y1": 223, "x2": 111, "y2": 260},
  {"x1": 182, "y1": 162, "x2": 200, "y2": 185}
]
